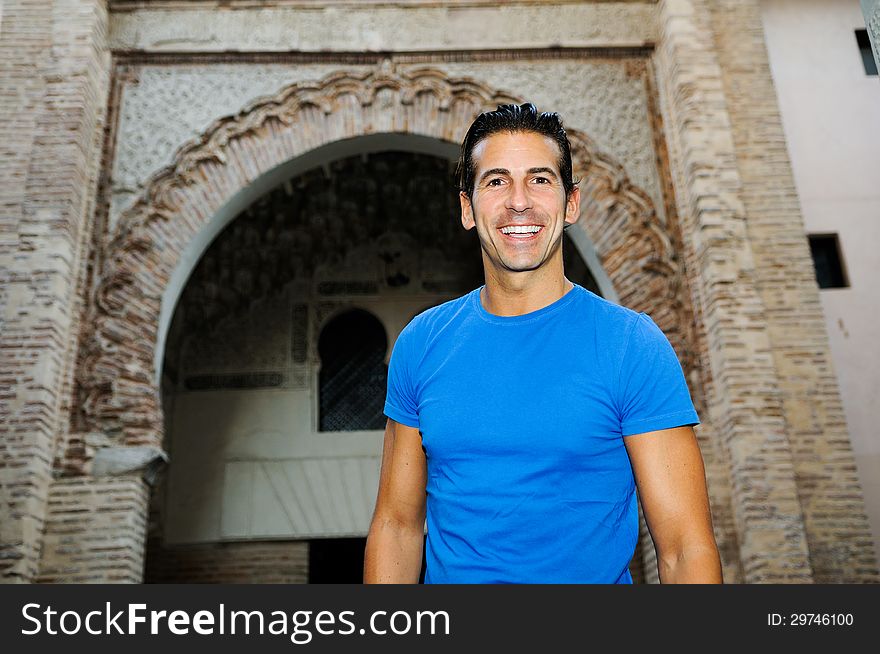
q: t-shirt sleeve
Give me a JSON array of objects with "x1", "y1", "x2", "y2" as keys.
[
  {"x1": 383, "y1": 323, "x2": 421, "y2": 429},
  {"x1": 617, "y1": 312, "x2": 700, "y2": 437}
]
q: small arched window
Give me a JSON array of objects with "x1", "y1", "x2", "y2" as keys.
[{"x1": 318, "y1": 309, "x2": 388, "y2": 432}]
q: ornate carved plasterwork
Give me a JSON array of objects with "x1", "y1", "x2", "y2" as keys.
[
  {"x1": 75, "y1": 61, "x2": 699, "y2": 452},
  {"x1": 863, "y1": 1, "x2": 880, "y2": 70},
  {"x1": 109, "y1": 63, "x2": 356, "y2": 234},
  {"x1": 108, "y1": 59, "x2": 665, "y2": 234}
]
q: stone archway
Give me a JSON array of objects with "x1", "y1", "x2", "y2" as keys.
[
  {"x1": 73, "y1": 62, "x2": 697, "y2": 460},
  {"x1": 58, "y1": 63, "x2": 702, "y2": 584}
]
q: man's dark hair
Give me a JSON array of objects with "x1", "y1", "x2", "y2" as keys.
[{"x1": 455, "y1": 103, "x2": 578, "y2": 201}]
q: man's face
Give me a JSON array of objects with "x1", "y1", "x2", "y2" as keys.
[{"x1": 460, "y1": 130, "x2": 580, "y2": 277}]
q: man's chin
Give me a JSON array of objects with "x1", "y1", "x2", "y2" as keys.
[
  {"x1": 480, "y1": 242, "x2": 551, "y2": 274},
  {"x1": 498, "y1": 258, "x2": 544, "y2": 273}
]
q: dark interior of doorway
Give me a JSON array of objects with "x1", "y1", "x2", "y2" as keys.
[{"x1": 308, "y1": 537, "x2": 427, "y2": 583}]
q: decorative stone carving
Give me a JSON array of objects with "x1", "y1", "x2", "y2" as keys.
[
  {"x1": 75, "y1": 62, "x2": 697, "y2": 457},
  {"x1": 110, "y1": 63, "x2": 357, "y2": 234},
  {"x1": 291, "y1": 303, "x2": 309, "y2": 365},
  {"x1": 863, "y1": 1, "x2": 880, "y2": 71},
  {"x1": 92, "y1": 446, "x2": 168, "y2": 486},
  {"x1": 108, "y1": 60, "x2": 666, "y2": 234}
]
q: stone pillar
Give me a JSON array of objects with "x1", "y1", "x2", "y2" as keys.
[
  {"x1": 35, "y1": 475, "x2": 151, "y2": 583},
  {"x1": 0, "y1": 0, "x2": 111, "y2": 582},
  {"x1": 655, "y1": 0, "x2": 813, "y2": 582},
  {"x1": 708, "y1": 0, "x2": 878, "y2": 583}
]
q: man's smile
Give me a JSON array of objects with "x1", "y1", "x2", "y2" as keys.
[{"x1": 497, "y1": 224, "x2": 544, "y2": 240}]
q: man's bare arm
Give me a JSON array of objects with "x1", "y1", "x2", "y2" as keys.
[
  {"x1": 624, "y1": 425, "x2": 723, "y2": 583},
  {"x1": 364, "y1": 418, "x2": 427, "y2": 583}
]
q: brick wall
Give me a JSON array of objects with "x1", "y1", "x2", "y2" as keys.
[
  {"x1": 655, "y1": 0, "x2": 817, "y2": 582},
  {"x1": 0, "y1": 0, "x2": 55, "y2": 585},
  {"x1": 145, "y1": 540, "x2": 309, "y2": 584},
  {"x1": 0, "y1": 0, "x2": 112, "y2": 583},
  {"x1": 36, "y1": 475, "x2": 149, "y2": 583},
  {"x1": 708, "y1": 0, "x2": 878, "y2": 583}
]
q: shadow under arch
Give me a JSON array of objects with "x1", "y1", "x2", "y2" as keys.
[{"x1": 156, "y1": 132, "x2": 459, "y2": 382}]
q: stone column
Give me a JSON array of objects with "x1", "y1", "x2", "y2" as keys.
[
  {"x1": 35, "y1": 474, "x2": 151, "y2": 583},
  {"x1": 0, "y1": 0, "x2": 112, "y2": 582},
  {"x1": 708, "y1": 0, "x2": 878, "y2": 582},
  {"x1": 654, "y1": 0, "x2": 813, "y2": 582}
]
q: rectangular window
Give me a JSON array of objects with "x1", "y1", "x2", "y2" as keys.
[
  {"x1": 808, "y1": 233, "x2": 849, "y2": 289},
  {"x1": 856, "y1": 29, "x2": 879, "y2": 76}
]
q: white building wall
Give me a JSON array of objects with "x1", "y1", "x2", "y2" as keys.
[{"x1": 761, "y1": 0, "x2": 880, "y2": 559}]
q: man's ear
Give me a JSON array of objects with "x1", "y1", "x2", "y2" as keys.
[
  {"x1": 460, "y1": 191, "x2": 475, "y2": 230},
  {"x1": 564, "y1": 186, "x2": 581, "y2": 226}
]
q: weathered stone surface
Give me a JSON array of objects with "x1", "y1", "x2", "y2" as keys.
[
  {"x1": 708, "y1": 0, "x2": 877, "y2": 582},
  {"x1": 107, "y1": 59, "x2": 666, "y2": 235},
  {"x1": 108, "y1": 1, "x2": 658, "y2": 53},
  {"x1": 0, "y1": 0, "x2": 112, "y2": 583},
  {"x1": 0, "y1": 0, "x2": 875, "y2": 584},
  {"x1": 92, "y1": 445, "x2": 167, "y2": 483},
  {"x1": 656, "y1": 0, "x2": 813, "y2": 582},
  {"x1": 36, "y1": 475, "x2": 149, "y2": 583}
]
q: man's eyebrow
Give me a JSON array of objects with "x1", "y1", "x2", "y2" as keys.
[
  {"x1": 478, "y1": 168, "x2": 510, "y2": 184},
  {"x1": 527, "y1": 167, "x2": 559, "y2": 179}
]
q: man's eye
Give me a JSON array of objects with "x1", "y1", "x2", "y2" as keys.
[
  {"x1": 533, "y1": 177, "x2": 550, "y2": 184},
  {"x1": 487, "y1": 178, "x2": 504, "y2": 186}
]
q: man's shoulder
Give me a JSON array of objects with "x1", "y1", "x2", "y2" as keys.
[
  {"x1": 572, "y1": 284, "x2": 642, "y2": 331},
  {"x1": 575, "y1": 287, "x2": 677, "y2": 360}
]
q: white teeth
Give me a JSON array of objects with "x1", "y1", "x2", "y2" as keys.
[{"x1": 500, "y1": 225, "x2": 541, "y2": 235}]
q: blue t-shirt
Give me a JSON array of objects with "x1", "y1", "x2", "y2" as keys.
[{"x1": 383, "y1": 283, "x2": 700, "y2": 584}]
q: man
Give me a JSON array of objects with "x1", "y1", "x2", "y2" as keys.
[{"x1": 364, "y1": 103, "x2": 722, "y2": 584}]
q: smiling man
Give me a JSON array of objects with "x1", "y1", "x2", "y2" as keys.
[{"x1": 364, "y1": 103, "x2": 722, "y2": 584}]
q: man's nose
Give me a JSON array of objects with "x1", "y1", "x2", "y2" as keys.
[{"x1": 506, "y1": 180, "x2": 531, "y2": 213}]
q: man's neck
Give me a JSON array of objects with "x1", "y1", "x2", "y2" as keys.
[{"x1": 480, "y1": 267, "x2": 573, "y2": 317}]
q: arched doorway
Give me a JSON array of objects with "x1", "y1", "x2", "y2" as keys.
[
  {"x1": 72, "y1": 63, "x2": 691, "y2": 583},
  {"x1": 144, "y1": 144, "x2": 603, "y2": 582}
]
